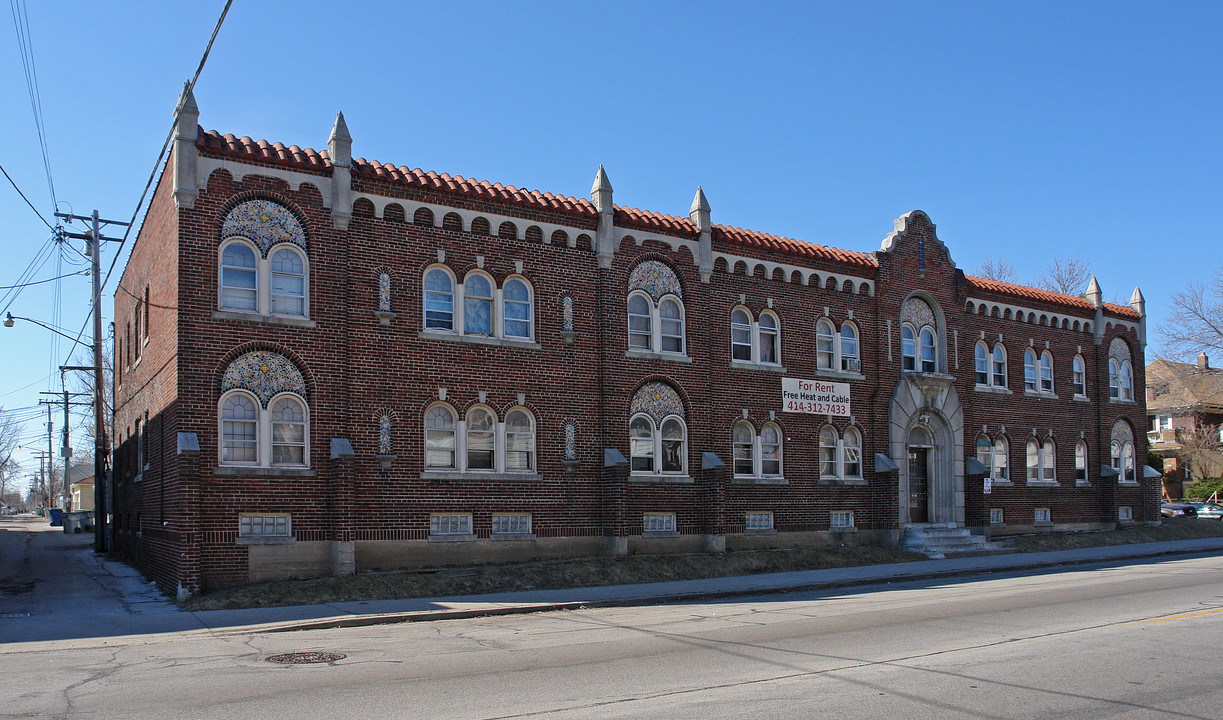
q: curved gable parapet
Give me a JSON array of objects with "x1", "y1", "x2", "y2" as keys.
[
  {"x1": 220, "y1": 351, "x2": 307, "y2": 407},
  {"x1": 221, "y1": 199, "x2": 308, "y2": 256},
  {"x1": 878, "y1": 210, "x2": 955, "y2": 269}
]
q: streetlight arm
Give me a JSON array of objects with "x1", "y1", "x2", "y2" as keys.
[{"x1": 3, "y1": 313, "x2": 93, "y2": 347}]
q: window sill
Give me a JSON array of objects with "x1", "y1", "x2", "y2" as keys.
[
  {"x1": 1108, "y1": 398, "x2": 1137, "y2": 405},
  {"x1": 744, "y1": 528, "x2": 777, "y2": 535},
  {"x1": 1026, "y1": 480, "x2": 1060, "y2": 487},
  {"x1": 1076, "y1": 480, "x2": 1091, "y2": 487},
  {"x1": 1073, "y1": 394, "x2": 1090, "y2": 403},
  {"x1": 1023, "y1": 390, "x2": 1060, "y2": 400},
  {"x1": 642, "y1": 531, "x2": 680, "y2": 538},
  {"x1": 212, "y1": 309, "x2": 316, "y2": 328},
  {"x1": 732, "y1": 476, "x2": 788, "y2": 485},
  {"x1": 420, "y1": 471, "x2": 542, "y2": 481},
  {"x1": 629, "y1": 474, "x2": 693, "y2": 483},
  {"x1": 213, "y1": 466, "x2": 318, "y2": 477},
  {"x1": 819, "y1": 477, "x2": 868, "y2": 486},
  {"x1": 814, "y1": 369, "x2": 865, "y2": 381},
  {"x1": 829, "y1": 526, "x2": 858, "y2": 533},
  {"x1": 236, "y1": 536, "x2": 295, "y2": 545},
  {"x1": 428, "y1": 533, "x2": 478, "y2": 543},
  {"x1": 728, "y1": 360, "x2": 787, "y2": 373},
  {"x1": 1118, "y1": 480, "x2": 1140, "y2": 487},
  {"x1": 625, "y1": 349, "x2": 692, "y2": 363},
  {"x1": 989, "y1": 479, "x2": 1014, "y2": 486},
  {"x1": 417, "y1": 330, "x2": 541, "y2": 350},
  {"x1": 974, "y1": 384, "x2": 1012, "y2": 395},
  {"x1": 491, "y1": 533, "x2": 536, "y2": 541}
]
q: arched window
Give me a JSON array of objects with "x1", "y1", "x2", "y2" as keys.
[
  {"x1": 1073, "y1": 355, "x2": 1086, "y2": 396},
  {"x1": 843, "y1": 426, "x2": 862, "y2": 478},
  {"x1": 626, "y1": 261, "x2": 686, "y2": 357},
  {"x1": 732, "y1": 421, "x2": 783, "y2": 478},
  {"x1": 660, "y1": 417, "x2": 686, "y2": 473},
  {"x1": 993, "y1": 344, "x2": 1008, "y2": 388},
  {"x1": 839, "y1": 322, "x2": 859, "y2": 372},
  {"x1": 627, "y1": 293, "x2": 652, "y2": 350},
  {"x1": 976, "y1": 434, "x2": 993, "y2": 477},
  {"x1": 659, "y1": 298, "x2": 685, "y2": 353},
  {"x1": 901, "y1": 324, "x2": 917, "y2": 371},
  {"x1": 993, "y1": 436, "x2": 1009, "y2": 481},
  {"x1": 502, "y1": 278, "x2": 533, "y2": 339},
  {"x1": 1026, "y1": 438, "x2": 1040, "y2": 482},
  {"x1": 1024, "y1": 349, "x2": 1038, "y2": 392},
  {"x1": 974, "y1": 342, "x2": 989, "y2": 385},
  {"x1": 463, "y1": 273, "x2": 494, "y2": 335},
  {"x1": 819, "y1": 425, "x2": 839, "y2": 477},
  {"x1": 730, "y1": 309, "x2": 753, "y2": 361},
  {"x1": 732, "y1": 421, "x2": 755, "y2": 476},
  {"x1": 269, "y1": 246, "x2": 307, "y2": 316},
  {"x1": 219, "y1": 241, "x2": 258, "y2": 311},
  {"x1": 1120, "y1": 361, "x2": 1134, "y2": 401},
  {"x1": 759, "y1": 313, "x2": 780, "y2": 364},
  {"x1": 466, "y1": 407, "x2": 496, "y2": 469},
  {"x1": 424, "y1": 267, "x2": 455, "y2": 331},
  {"x1": 1111, "y1": 440, "x2": 1122, "y2": 472},
  {"x1": 817, "y1": 319, "x2": 836, "y2": 370},
  {"x1": 1075, "y1": 440, "x2": 1088, "y2": 483},
  {"x1": 504, "y1": 408, "x2": 535, "y2": 472},
  {"x1": 629, "y1": 416, "x2": 655, "y2": 472},
  {"x1": 919, "y1": 327, "x2": 936, "y2": 372},
  {"x1": 424, "y1": 404, "x2": 457, "y2": 469},
  {"x1": 629, "y1": 414, "x2": 688, "y2": 475},
  {"x1": 1041, "y1": 439, "x2": 1056, "y2": 482},
  {"x1": 1122, "y1": 440, "x2": 1135, "y2": 482},
  {"x1": 270, "y1": 395, "x2": 307, "y2": 465},
  {"x1": 1108, "y1": 359, "x2": 1121, "y2": 398},
  {"x1": 1039, "y1": 351, "x2": 1054, "y2": 393},
  {"x1": 221, "y1": 392, "x2": 258, "y2": 464}
]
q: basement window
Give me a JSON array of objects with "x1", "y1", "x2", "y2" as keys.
[
  {"x1": 745, "y1": 512, "x2": 774, "y2": 532},
  {"x1": 830, "y1": 510, "x2": 855, "y2": 530},
  {"x1": 239, "y1": 513, "x2": 291, "y2": 539},
  {"x1": 642, "y1": 512, "x2": 676, "y2": 534},
  {"x1": 1118, "y1": 506, "x2": 1133, "y2": 522}
]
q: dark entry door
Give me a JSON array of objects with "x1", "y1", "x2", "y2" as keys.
[{"x1": 908, "y1": 447, "x2": 929, "y2": 522}]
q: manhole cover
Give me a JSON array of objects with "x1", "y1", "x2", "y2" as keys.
[{"x1": 265, "y1": 651, "x2": 346, "y2": 664}]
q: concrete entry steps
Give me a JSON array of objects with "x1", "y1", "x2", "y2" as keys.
[{"x1": 900, "y1": 522, "x2": 1010, "y2": 559}]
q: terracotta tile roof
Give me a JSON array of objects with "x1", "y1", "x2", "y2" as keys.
[
  {"x1": 966, "y1": 275, "x2": 1139, "y2": 318},
  {"x1": 1104, "y1": 302, "x2": 1141, "y2": 319},
  {"x1": 197, "y1": 128, "x2": 332, "y2": 172},
  {"x1": 716, "y1": 225, "x2": 877, "y2": 268},
  {"x1": 351, "y1": 159, "x2": 597, "y2": 217},
  {"x1": 613, "y1": 206, "x2": 698, "y2": 236}
]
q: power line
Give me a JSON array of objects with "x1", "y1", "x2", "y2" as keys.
[
  {"x1": 0, "y1": 269, "x2": 85, "y2": 290},
  {"x1": 9, "y1": 0, "x2": 56, "y2": 213},
  {"x1": 101, "y1": 0, "x2": 233, "y2": 292},
  {"x1": 0, "y1": 160, "x2": 53, "y2": 230}
]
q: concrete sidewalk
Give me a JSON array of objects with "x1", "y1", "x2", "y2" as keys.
[{"x1": 3, "y1": 512, "x2": 1222, "y2": 645}]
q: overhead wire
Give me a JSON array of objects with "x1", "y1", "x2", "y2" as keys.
[
  {"x1": 0, "y1": 270, "x2": 88, "y2": 291},
  {"x1": 9, "y1": 0, "x2": 56, "y2": 213},
  {"x1": 0, "y1": 160, "x2": 53, "y2": 229}
]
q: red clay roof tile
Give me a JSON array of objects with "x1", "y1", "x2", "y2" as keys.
[{"x1": 966, "y1": 275, "x2": 1140, "y2": 318}]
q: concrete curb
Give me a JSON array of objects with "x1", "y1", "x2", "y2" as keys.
[{"x1": 236, "y1": 540, "x2": 1223, "y2": 635}]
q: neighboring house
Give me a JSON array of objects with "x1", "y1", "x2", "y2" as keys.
[
  {"x1": 111, "y1": 87, "x2": 1156, "y2": 596},
  {"x1": 1147, "y1": 353, "x2": 1223, "y2": 495},
  {"x1": 70, "y1": 476, "x2": 95, "y2": 512},
  {"x1": 65, "y1": 462, "x2": 93, "y2": 511}
]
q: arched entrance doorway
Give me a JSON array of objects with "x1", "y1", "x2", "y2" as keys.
[{"x1": 889, "y1": 374, "x2": 964, "y2": 525}]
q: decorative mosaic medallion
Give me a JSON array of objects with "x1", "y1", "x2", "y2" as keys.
[
  {"x1": 1108, "y1": 337, "x2": 1131, "y2": 364},
  {"x1": 901, "y1": 297, "x2": 935, "y2": 329},
  {"x1": 628, "y1": 260, "x2": 682, "y2": 301},
  {"x1": 630, "y1": 381, "x2": 685, "y2": 424},
  {"x1": 221, "y1": 351, "x2": 307, "y2": 407},
  {"x1": 1111, "y1": 419, "x2": 1134, "y2": 445},
  {"x1": 221, "y1": 199, "x2": 307, "y2": 256}
]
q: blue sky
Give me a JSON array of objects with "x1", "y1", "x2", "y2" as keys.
[{"x1": 2, "y1": 1, "x2": 1220, "y2": 475}]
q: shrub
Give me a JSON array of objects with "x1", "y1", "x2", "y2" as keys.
[{"x1": 1183, "y1": 477, "x2": 1223, "y2": 501}]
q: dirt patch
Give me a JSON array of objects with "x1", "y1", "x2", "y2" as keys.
[{"x1": 183, "y1": 520, "x2": 1223, "y2": 611}]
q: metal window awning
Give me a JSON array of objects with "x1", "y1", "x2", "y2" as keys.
[{"x1": 875, "y1": 453, "x2": 899, "y2": 473}]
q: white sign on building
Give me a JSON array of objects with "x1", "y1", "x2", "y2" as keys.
[{"x1": 781, "y1": 377, "x2": 851, "y2": 417}]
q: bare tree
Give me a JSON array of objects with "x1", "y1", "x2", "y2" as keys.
[
  {"x1": 972, "y1": 257, "x2": 1019, "y2": 284},
  {"x1": 0, "y1": 407, "x2": 21, "y2": 501},
  {"x1": 1177, "y1": 423, "x2": 1223, "y2": 483},
  {"x1": 1035, "y1": 256, "x2": 1093, "y2": 296},
  {"x1": 1159, "y1": 265, "x2": 1223, "y2": 362}
]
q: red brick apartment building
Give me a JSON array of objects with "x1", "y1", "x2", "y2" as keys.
[{"x1": 113, "y1": 88, "x2": 1157, "y2": 597}]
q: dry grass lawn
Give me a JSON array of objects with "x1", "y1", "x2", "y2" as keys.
[{"x1": 183, "y1": 518, "x2": 1223, "y2": 611}]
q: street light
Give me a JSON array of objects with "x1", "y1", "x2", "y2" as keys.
[{"x1": 3, "y1": 313, "x2": 93, "y2": 348}]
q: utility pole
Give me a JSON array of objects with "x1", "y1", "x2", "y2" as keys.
[
  {"x1": 40, "y1": 383, "x2": 90, "y2": 510},
  {"x1": 57, "y1": 210, "x2": 128, "y2": 554}
]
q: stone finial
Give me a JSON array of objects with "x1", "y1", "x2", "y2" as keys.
[
  {"x1": 328, "y1": 112, "x2": 352, "y2": 168},
  {"x1": 1085, "y1": 275, "x2": 1103, "y2": 309},
  {"x1": 689, "y1": 186, "x2": 710, "y2": 231},
  {"x1": 175, "y1": 82, "x2": 199, "y2": 127},
  {"x1": 1129, "y1": 286, "x2": 1145, "y2": 316},
  {"x1": 591, "y1": 165, "x2": 613, "y2": 213},
  {"x1": 173, "y1": 82, "x2": 200, "y2": 209}
]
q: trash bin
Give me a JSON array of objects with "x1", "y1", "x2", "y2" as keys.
[{"x1": 48, "y1": 508, "x2": 63, "y2": 526}]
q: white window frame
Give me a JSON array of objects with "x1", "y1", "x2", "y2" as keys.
[
  {"x1": 901, "y1": 323, "x2": 917, "y2": 371},
  {"x1": 829, "y1": 510, "x2": 855, "y2": 529},
  {"x1": 816, "y1": 318, "x2": 861, "y2": 374},
  {"x1": 819, "y1": 424, "x2": 861, "y2": 479},
  {"x1": 1075, "y1": 440, "x2": 1088, "y2": 484},
  {"x1": 1122, "y1": 440, "x2": 1136, "y2": 482},
  {"x1": 732, "y1": 421, "x2": 783, "y2": 479},
  {"x1": 1119, "y1": 361, "x2": 1134, "y2": 401},
  {"x1": 218, "y1": 390, "x2": 310, "y2": 468},
  {"x1": 421, "y1": 265, "x2": 535, "y2": 342},
  {"x1": 993, "y1": 344, "x2": 1008, "y2": 388},
  {"x1": 626, "y1": 291, "x2": 686, "y2": 356},
  {"x1": 643, "y1": 512, "x2": 676, "y2": 533},
  {"x1": 993, "y1": 436, "x2": 1010, "y2": 481},
  {"x1": 729, "y1": 307, "x2": 782, "y2": 366},
  {"x1": 1072, "y1": 355, "x2": 1086, "y2": 397},
  {"x1": 1024, "y1": 348, "x2": 1038, "y2": 392},
  {"x1": 989, "y1": 508, "x2": 1004, "y2": 525},
  {"x1": 218, "y1": 239, "x2": 310, "y2": 318},
  {"x1": 268, "y1": 244, "x2": 308, "y2": 317},
  {"x1": 424, "y1": 403, "x2": 458, "y2": 469},
  {"x1": 974, "y1": 342, "x2": 989, "y2": 385},
  {"x1": 1034, "y1": 507, "x2": 1051, "y2": 524},
  {"x1": 1108, "y1": 359, "x2": 1121, "y2": 399},
  {"x1": 1041, "y1": 438, "x2": 1056, "y2": 482},
  {"x1": 423, "y1": 403, "x2": 537, "y2": 475},
  {"x1": 976, "y1": 434, "x2": 994, "y2": 479},
  {"x1": 270, "y1": 394, "x2": 308, "y2": 467},
  {"x1": 629, "y1": 413, "x2": 688, "y2": 476},
  {"x1": 1039, "y1": 350, "x2": 1055, "y2": 393}
]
